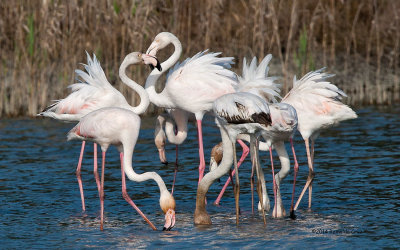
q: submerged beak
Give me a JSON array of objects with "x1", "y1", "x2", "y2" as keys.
[
  {"x1": 158, "y1": 148, "x2": 168, "y2": 165},
  {"x1": 162, "y1": 209, "x2": 176, "y2": 231},
  {"x1": 143, "y1": 54, "x2": 162, "y2": 72}
]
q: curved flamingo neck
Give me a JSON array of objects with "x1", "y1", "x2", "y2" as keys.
[
  {"x1": 145, "y1": 37, "x2": 182, "y2": 108},
  {"x1": 164, "y1": 110, "x2": 188, "y2": 144},
  {"x1": 122, "y1": 142, "x2": 169, "y2": 194},
  {"x1": 119, "y1": 60, "x2": 150, "y2": 115},
  {"x1": 165, "y1": 119, "x2": 187, "y2": 144}
]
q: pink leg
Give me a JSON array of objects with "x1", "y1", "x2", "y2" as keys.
[
  {"x1": 294, "y1": 138, "x2": 315, "y2": 210},
  {"x1": 100, "y1": 151, "x2": 105, "y2": 231},
  {"x1": 213, "y1": 140, "x2": 249, "y2": 205},
  {"x1": 196, "y1": 120, "x2": 206, "y2": 183},
  {"x1": 93, "y1": 143, "x2": 100, "y2": 194},
  {"x1": 76, "y1": 141, "x2": 86, "y2": 211},
  {"x1": 269, "y1": 147, "x2": 277, "y2": 217},
  {"x1": 93, "y1": 143, "x2": 101, "y2": 197},
  {"x1": 119, "y1": 152, "x2": 157, "y2": 231},
  {"x1": 171, "y1": 144, "x2": 178, "y2": 195},
  {"x1": 289, "y1": 138, "x2": 299, "y2": 219}
]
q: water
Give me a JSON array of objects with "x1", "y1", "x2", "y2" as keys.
[{"x1": 0, "y1": 106, "x2": 399, "y2": 248}]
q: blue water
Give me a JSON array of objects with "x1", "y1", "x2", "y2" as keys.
[{"x1": 0, "y1": 106, "x2": 399, "y2": 248}]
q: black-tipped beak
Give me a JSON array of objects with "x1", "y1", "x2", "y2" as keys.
[
  {"x1": 144, "y1": 54, "x2": 162, "y2": 72},
  {"x1": 162, "y1": 226, "x2": 172, "y2": 231},
  {"x1": 290, "y1": 210, "x2": 297, "y2": 220},
  {"x1": 155, "y1": 59, "x2": 162, "y2": 71},
  {"x1": 162, "y1": 161, "x2": 169, "y2": 166}
]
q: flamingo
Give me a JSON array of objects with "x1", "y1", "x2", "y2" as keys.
[
  {"x1": 209, "y1": 68, "x2": 357, "y2": 217},
  {"x1": 41, "y1": 52, "x2": 172, "y2": 230},
  {"x1": 208, "y1": 55, "x2": 300, "y2": 219},
  {"x1": 38, "y1": 52, "x2": 156, "y2": 212},
  {"x1": 154, "y1": 109, "x2": 190, "y2": 165},
  {"x1": 209, "y1": 104, "x2": 299, "y2": 219},
  {"x1": 281, "y1": 68, "x2": 357, "y2": 210},
  {"x1": 144, "y1": 32, "x2": 238, "y2": 184},
  {"x1": 148, "y1": 42, "x2": 280, "y2": 196},
  {"x1": 194, "y1": 92, "x2": 273, "y2": 225},
  {"x1": 154, "y1": 108, "x2": 192, "y2": 194},
  {"x1": 67, "y1": 107, "x2": 176, "y2": 231}
]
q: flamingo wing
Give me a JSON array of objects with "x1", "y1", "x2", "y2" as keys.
[
  {"x1": 164, "y1": 51, "x2": 238, "y2": 113},
  {"x1": 40, "y1": 53, "x2": 128, "y2": 118},
  {"x1": 213, "y1": 92, "x2": 272, "y2": 126},
  {"x1": 68, "y1": 108, "x2": 139, "y2": 143},
  {"x1": 282, "y1": 68, "x2": 357, "y2": 136},
  {"x1": 236, "y1": 55, "x2": 281, "y2": 103}
]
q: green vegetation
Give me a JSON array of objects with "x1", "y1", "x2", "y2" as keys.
[
  {"x1": 27, "y1": 14, "x2": 35, "y2": 58},
  {"x1": 293, "y1": 27, "x2": 314, "y2": 75}
]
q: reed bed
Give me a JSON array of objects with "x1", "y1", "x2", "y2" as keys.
[{"x1": 0, "y1": 0, "x2": 399, "y2": 117}]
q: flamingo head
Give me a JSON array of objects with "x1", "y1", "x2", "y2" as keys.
[
  {"x1": 142, "y1": 54, "x2": 162, "y2": 72},
  {"x1": 121, "y1": 52, "x2": 145, "y2": 66},
  {"x1": 209, "y1": 142, "x2": 223, "y2": 172},
  {"x1": 160, "y1": 190, "x2": 176, "y2": 231},
  {"x1": 154, "y1": 131, "x2": 168, "y2": 165},
  {"x1": 146, "y1": 32, "x2": 178, "y2": 56}
]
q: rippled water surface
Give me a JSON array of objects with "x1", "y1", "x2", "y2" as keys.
[{"x1": 1, "y1": 106, "x2": 399, "y2": 248}]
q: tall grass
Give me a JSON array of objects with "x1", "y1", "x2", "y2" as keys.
[{"x1": 0, "y1": 0, "x2": 399, "y2": 117}]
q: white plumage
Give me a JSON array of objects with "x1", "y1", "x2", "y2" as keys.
[
  {"x1": 213, "y1": 92, "x2": 272, "y2": 127},
  {"x1": 236, "y1": 55, "x2": 281, "y2": 103},
  {"x1": 282, "y1": 68, "x2": 357, "y2": 139},
  {"x1": 281, "y1": 68, "x2": 357, "y2": 210},
  {"x1": 67, "y1": 107, "x2": 176, "y2": 231},
  {"x1": 164, "y1": 50, "x2": 238, "y2": 115},
  {"x1": 39, "y1": 53, "x2": 130, "y2": 121}
]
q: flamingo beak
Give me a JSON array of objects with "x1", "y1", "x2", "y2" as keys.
[
  {"x1": 146, "y1": 42, "x2": 158, "y2": 56},
  {"x1": 158, "y1": 148, "x2": 168, "y2": 165},
  {"x1": 162, "y1": 209, "x2": 175, "y2": 231},
  {"x1": 143, "y1": 54, "x2": 162, "y2": 72}
]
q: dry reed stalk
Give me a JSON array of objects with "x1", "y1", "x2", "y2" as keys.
[
  {"x1": 267, "y1": 0, "x2": 285, "y2": 91},
  {"x1": 1, "y1": 0, "x2": 399, "y2": 117},
  {"x1": 329, "y1": 0, "x2": 336, "y2": 66},
  {"x1": 283, "y1": 0, "x2": 298, "y2": 92}
]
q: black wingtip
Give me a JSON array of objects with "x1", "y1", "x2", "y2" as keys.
[
  {"x1": 149, "y1": 64, "x2": 155, "y2": 70},
  {"x1": 290, "y1": 210, "x2": 297, "y2": 220}
]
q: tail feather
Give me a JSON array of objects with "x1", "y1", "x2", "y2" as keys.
[
  {"x1": 40, "y1": 100, "x2": 60, "y2": 114},
  {"x1": 237, "y1": 54, "x2": 281, "y2": 102},
  {"x1": 283, "y1": 68, "x2": 357, "y2": 124},
  {"x1": 75, "y1": 52, "x2": 112, "y2": 89}
]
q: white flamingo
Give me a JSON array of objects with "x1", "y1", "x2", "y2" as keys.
[
  {"x1": 210, "y1": 68, "x2": 357, "y2": 217},
  {"x1": 67, "y1": 107, "x2": 176, "y2": 231},
  {"x1": 150, "y1": 50, "x2": 280, "y2": 199},
  {"x1": 144, "y1": 32, "x2": 238, "y2": 184},
  {"x1": 38, "y1": 52, "x2": 152, "y2": 211},
  {"x1": 194, "y1": 92, "x2": 274, "y2": 225},
  {"x1": 154, "y1": 109, "x2": 190, "y2": 165},
  {"x1": 282, "y1": 68, "x2": 358, "y2": 210},
  {"x1": 154, "y1": 108, "x2": 192, "y2": 194},
  {"x1": 209, "y1": 55, "x2": 300, "y2": 219},
  {"x1": 210, "y1": 104, "x2": 299, "y2": 219},
  {"x1": 41, "y1": 52, "x2": 173, "y2": 230}
]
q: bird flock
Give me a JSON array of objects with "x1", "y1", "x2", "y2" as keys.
[{"x1": 38, "y1": 32, "x2": 357, "y2": 231}]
